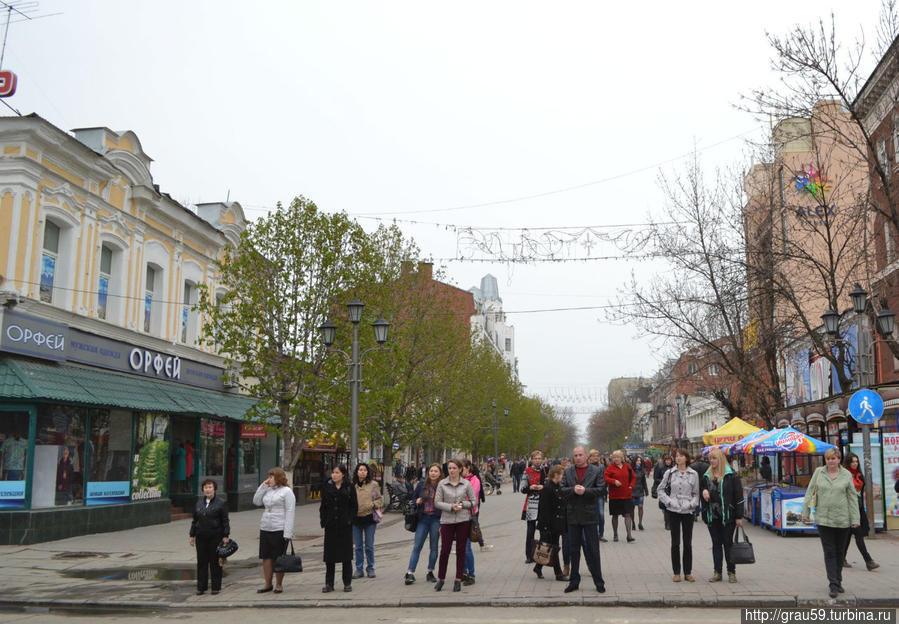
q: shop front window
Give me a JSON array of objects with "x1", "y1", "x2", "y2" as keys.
[
  {"x1": 34, "y1": 405, "x2": 87, "y2": 508},
  {"x1": 132, "y1": 412, "x2": 169, "y2": 501},
  {"x1": 0, "y1": 411, "x2": 29, "y2": 509},
  {"x1": 86, "y1": 410, "x2": 132, "y2": 505},
  {"x1": 238, "y1": 437, "x2": 259, "y2": 492},
  {"x1": 199, "y1": 419, "x2": 225, "y2": 489}
]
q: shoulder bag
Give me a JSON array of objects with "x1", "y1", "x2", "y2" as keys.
[
  {"x1": 730, "y1": 525, "x2": 755, "y2": 565},
  {"x1": 469, "y1": 514, "x2": 483, "y2": 543},
  {"x1": 403, "y1": 499, "x2": 418, "y2": 532},
  {"x1": 372, "y1": 484, "x2": 383, "y2": 523},
  {"x1": 274, "y1": 540, "x2": 303, "y2": 573}
]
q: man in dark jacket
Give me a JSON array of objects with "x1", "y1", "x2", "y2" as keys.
[
  {"x1": 510, "y1": 459, "x2": 524, "y2": 492},
  {"x1": 560, "y1": 446, "x2": 605, "y2": 593}
]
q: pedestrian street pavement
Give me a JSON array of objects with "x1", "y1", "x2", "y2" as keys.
[{"x1": 0, "y1": 479, "x2": 897, "y2": 612}]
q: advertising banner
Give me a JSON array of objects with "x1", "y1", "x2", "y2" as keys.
[
  {"x1": 850, "y1": 433, "x2": 884, "y2": 529},
  {"x1": 883, "y1": 433, "x2": 899, "y2": 518},
  {"x1": 85, "y1": 481, "x2": 130, "y2": 506},
  {"x1": 131, "y1": 413, "x2": 169, "y2": 501}
]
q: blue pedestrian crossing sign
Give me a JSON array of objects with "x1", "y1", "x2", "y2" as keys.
[{"x1": 848, "y1": 389, "x2": 884, "y2": 425}]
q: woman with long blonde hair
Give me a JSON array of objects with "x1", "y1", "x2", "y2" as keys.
[{"x1": 700, "y1": 449, "x2": 743, "y2": 583}]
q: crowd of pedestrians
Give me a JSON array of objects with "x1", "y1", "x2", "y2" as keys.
[{"x1": 185, "y1": 445, "x2": 882, "y2": 601}]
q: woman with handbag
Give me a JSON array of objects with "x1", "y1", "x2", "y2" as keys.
[
  {"x1": 352, "y1": 462, "x2": 382, "y2": 579},
  {"x1": 189, "y1": 478, "x2": 230, "y2": 595},
  {"x1": 461, "y1": 460, "x2": 482, "y2": 586},
  {"x1": 533, "y1": 464, "x2": 568, "y2": 581},
  {"x1": 434, "y1": 458, "x2": 476, "y2": 592},
  {"x1": 404, "y1": 463, "x2": 443, "y2": 585},
  {"x1": 802, "y1": 448, "x2": 860, "y2": 598},
  {"x1": 842, "y1": 453, "x2": 879, "y2": 571},
  {"x1": 253, "y1": 467, "x2": 296, "y2": 594},
  {"x1": 658, "y1": 449, "x2": 699, "y2": 583},
  {"x1": 700, "y1": 448, "x2": 743, "y2": 584},
  {"x1": 320, "y1": 464, "x2": 358, "y2": 592},
  {"x1": 521, "y1": 450, "x2": 547, "y2": 563},
  {"x1": 630, "y1": 456, "x2": 649, "y2": 531}
]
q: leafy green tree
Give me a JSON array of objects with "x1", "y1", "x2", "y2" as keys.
[{"x1": 197, "y1": 198, "x2": 415, "y2": 477}]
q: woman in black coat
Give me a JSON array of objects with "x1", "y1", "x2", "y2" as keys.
[
  {"x1": 319, "y1": 464, "x2": 358, "y2": 593},
  {"x1": 189, "y1": 479, "x2": 230, "y2": 595},
  {"x1": 533, "y1": 464, "x2": 568, "y2": 581}
]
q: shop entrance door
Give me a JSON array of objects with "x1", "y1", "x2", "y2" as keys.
[{"x1": 170, "y1": 417, "x2": 196, "y2": 496}]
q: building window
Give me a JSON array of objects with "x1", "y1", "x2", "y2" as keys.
[
  {"x1": 181, "y1": 281, "x2": 197, "y2": 344},
  {"x1": 40, "y1": 221, "x2": 60, "y2": 303},
  {"x1": 505, "y1": 337, "x2": 512, "y2": 352},
  {"x1": 144, "y1": 266, "x2": 156, "y2": 333},
  {"x1": 886, "y1": 222, "x2": 895, "y2": 265},
  {"x1": 893, "y1": 115, "x2": 899, "y2": 164},
  {"x1": 97, "y1": 245, "x2": 112, "y2": 320},
  {"x1": 878, "y1": 138, "x2": 888, "y2": 170},
  {"x1": 709, "y1": 363, "x2": 720, "y2": 377},
  {"x1": 687, "y1": 362, "x2": 698, "y2": 375},
  {"x1": 86, "y1": 409, "x2": 132, "y2": 505}
]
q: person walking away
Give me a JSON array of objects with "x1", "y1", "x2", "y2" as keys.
[
  {"x1": 701, "y1": 449, "x2": 743, "y2": 584},
  {"x1": 588, "y1": 450, "x2": 608, "y2": 542},
  {"x1": 320, "y1": 464, "x2": 358, "y2": 592},
  {"x1": 560, "y1": 445, "x2": 605, "y2": 593},
  {"x1": 189, "y1": 479, "x2": 230, "y2": 595},
  {"x1": 253, "y1": 467, "x2": 296, "y2": 593},
  {"x1": 510, "y1": 458, "x2": 523, "y2": 493},
  {"x1": 658, "y1": 449, "x2": 699, "y2": 583},
  {"x1": 533, "y1": 464, "x2": 569, "y2": 581},
  {"x1": 521, "y1": 450, "x2": 548, "y2": 564},
  {"x1": 802, "y1": 448, "x2": 860, "y2": 598},
  {"x1": 404, "y1": 463, "x2": 443, "y2": 585},
  {"x1": 461, "y1": 459, "x2": 482, "y2": 585},
  {"x1": 605, "y1": 450, "x2": 636, "y2": 542},
  {"x1": 631, "y1": 456, "x2": 648, "y2": 531},
  {"x1": 842, "y1": 453, "x2": 879, "y2": 571},
  {"x1": 352, "y1": 462, "x2": 382, "y2": 578},
  {"x1": 434, "y1": 458, "x2": 477, "y2": 592},
  {"x1": 653, "y1": 456, "x2": 674, "y2": 530}
]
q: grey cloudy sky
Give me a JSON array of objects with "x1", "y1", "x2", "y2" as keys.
[{"x1": 3, "y1": 0, "x2": 880, "y2": 430}]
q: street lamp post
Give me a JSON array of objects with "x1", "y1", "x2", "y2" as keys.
[
  {"x1": 822, "y1": 285, "x2": 896, "y2": 534},
  {"x1": 318, "y1": 299, "x2": 390, "y2": 466},
  {"x1": 489, "y1": 400, "x2": 509, "y2": 493}
]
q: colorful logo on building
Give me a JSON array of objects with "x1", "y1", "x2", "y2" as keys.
[{"x1": 792, "y1": 165, "x2": 832, "y2": 201}]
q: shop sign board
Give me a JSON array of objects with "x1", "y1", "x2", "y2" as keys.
[
  {"x1": 0, "y1": 480, "x2": 26, "y2": 508},
  {"x1": 240, "y1": 424, "x2": 267, "y2": 439},
  {"x1": 0, "y1": 310, "x2": 225, "y2": 390},
  {"x1": 85, "y1": 481, "x2": 130, "y2": 506}
]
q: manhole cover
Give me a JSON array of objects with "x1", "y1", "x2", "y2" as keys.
[{"x1": 52, "y1": 551, "x2": 109, "y2": 560}]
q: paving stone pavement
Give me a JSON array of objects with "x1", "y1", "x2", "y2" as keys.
[{"x1": 0, "y1": 479, "x2": 897, "y2": 611}]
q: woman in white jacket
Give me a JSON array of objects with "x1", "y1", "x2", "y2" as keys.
[
  {"x1": 658, "y1": 449, "x2": 700, "y2": 583},
  {"x1": 253, "y1": 467, "x2": 296, "y2": 593}
]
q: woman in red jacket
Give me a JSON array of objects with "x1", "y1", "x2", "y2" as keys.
[{"x1": 604, "y1": 450, "x2": 636, "y2": 542}]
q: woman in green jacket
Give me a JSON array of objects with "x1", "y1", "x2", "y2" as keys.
[{"x1": 802, "y1": 448, "x2": 860, "y2": 599}]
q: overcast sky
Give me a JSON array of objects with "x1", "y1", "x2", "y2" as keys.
[{"x1": 3, "y1": 1, "x2": 882, "y2": 432}]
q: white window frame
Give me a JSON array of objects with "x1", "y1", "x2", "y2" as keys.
[
  {"x1": 39, "y1": 208, "x2": 78, "y2": 311},
  {"x1": 96, "y1": 235, "x2": 127, "y2": 324}
]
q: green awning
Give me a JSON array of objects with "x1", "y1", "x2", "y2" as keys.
[{"x1": 0, "y1": 358, "x2": 258, "y2": 421}]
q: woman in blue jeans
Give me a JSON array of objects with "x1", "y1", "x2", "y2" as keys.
[
  {"x1": 352, "y1": 463, "x2": 382, "y2": 578},
  {"x1": 461, "y1": 460, "x2": 482, "y2": 585},
  {"x1": 404, "y1": 464, "x2": 443, "y2": 584}
]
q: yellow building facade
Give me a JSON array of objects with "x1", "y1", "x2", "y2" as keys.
[{"x1": 0, "y1": 114, "x2": 277, "y2": 544}]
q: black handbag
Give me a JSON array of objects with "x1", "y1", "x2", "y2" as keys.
[
  {"x1": 469, "y1": 516, "x2": 483, "y2": 543},
  {"x1": 274, "y1": 540, "x2": 303, "y2": 573},
  {"x1": 730, "y1": 525, "x2": 755, "y2": 564},
  {"x1": 404, "y1": 501, "x2": 418, "y2": 533}
]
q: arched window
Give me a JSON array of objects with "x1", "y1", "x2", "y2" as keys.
[{"x1": 144, "y1": 263, "x2": 164, "y2": 335}]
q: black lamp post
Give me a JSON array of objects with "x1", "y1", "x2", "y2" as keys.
[{"x1": 318, "y1": 300, "x2": 390, "y2": 466}]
